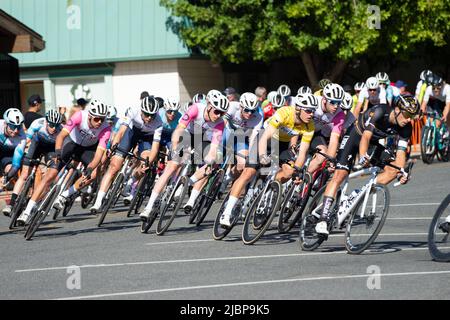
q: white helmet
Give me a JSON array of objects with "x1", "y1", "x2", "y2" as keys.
[
  {"x1": 107, "y1": 105, "x2": 117, "y2": 120},
  {"x1": 207, "y1": 89, "x2": 229, "y2": 112},
  {"x1": 270, "y1": 93, "x2": 286, "y2": 108},
  {"x1": 354, "y1": 82, "x2": 365, "y2": 91},
  {"x1": 341, "y1": 92, "x2": 353, "y2": 111},
  {"x1": 140, "y1": 96, "x2": 159, "y2": 114},
  {"x1": 193, "y1": 93, "x2": 206, "y2": 104},
  {"x1": 4, "y1": 108, "x2": 24, "y2": 126},
  {"x1": 277, "y1": 84, "x2": 291, "y2": 97},
  {"x1": 323, "y1": 83, "x2": 345, "y2": 101},
  {"x1": 239, "y1": 92, "x2": 258, "y2": 111},
  {"x1": 420, "y1": 70, "x2": 433, "y2": 81},
  {"x1": 46, "y1": 109, "x2": 62, "y2": 124},
  {"x1": 88, "y1": 99, "x2": 108, "y2": 117},
  {"x1": 294, "y1": 93, "x2": 319, "y2": 111},
  {"x1": 164, "y1": 97, "x2": 180, "y2": 111},
  {"x1": 297, "y1": 86, "x2": 312, "y2": 95},
  {"x1": 366, "y1": 77, "x2": 379, "y2": 89},
  {"x1": 376, "y1": 72, "x2": 389, "y2": 84}
]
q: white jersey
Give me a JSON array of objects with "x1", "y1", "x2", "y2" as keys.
[
  {"x1": 423, "y1": 83, "x2": 450, "y2": 104},
  {"x1": 120, "y1": 106, "x2": 163, "y2": 141},
  {"x1": 358, "y1": 87, "x2": 387, "y2": 105},
  {"x1": 65, "y1": 110, "x2": 111, "y2": 147},
  {"x1": 224, "y1": 102, "x2": 264, "y2": 131},
  {"x1": 313, "y1": 100, "x2": 346, "y2": 138}
]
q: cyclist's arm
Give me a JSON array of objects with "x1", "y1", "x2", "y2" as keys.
[
  {"x1": 112, "y1": 124, "x2": 128, "y2": 147},
  {"x1": 359, "y1": 130, "x2": 373, "y2": 160},
  {"x1": 421, "y1": 87, "x2": 431, "y2": 113},
  {"x1": 328, "y1": 112, "x2": 345, "y2": 158},
  {"x1": 55, "y1": 129, "x2": 70, "y2": 152},
  {"x1": 171, "y1": 124, "x2": 187, "y2": 153},
  {"x1": 376, "y1": 149, "x2": 407, "y2": 185},
  {"x1": 258, "y1": 125, "x2": 276, "y2": 157},
  {"x1": 87, "y1": 127, "x2": 111, "y2": 171},
  {"x1": 443, "y1": 102, "x2": 450, "y2": 122},
  {"x1": 6, "y1": 138, "x2": 26, "y2": 181}
]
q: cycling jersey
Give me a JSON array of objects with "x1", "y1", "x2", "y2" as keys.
[
  {"x1": 0, "y1": 120, "x2": 27, "y2": 172},
  {"x1": 415, "y1": 81, "x2": 428, "y2": 103},
  {"x1": 179, "y1": 103, "x2": 224, "y2": 145},
  {"x1": 266, "y1": 106, "x2": 315, "y2": 143},
  {"x1": 358, "y1": 87, "x2": 387, "y2": 107},
  {"x1": 26, "y1": 118, "x2": 62, "y2": 144},
  {"x1": 158, "y1": 108, "x2": 182, "y2": 147},
  {"x1": 385, "y1": 85, "x2": 400, "y2": 104},
  {"x1": 314, "y1": 89, "x2": 323, "y2": 97},
  {"x1": 120, "y1": 106, "x2": 163, "y2": 140},
  {"x1": 423, "y1": 84, "x2": 450, "y2": 104},
  {"x1": 261, "y1": 100, "x2": 275, "y2": 120},
  {"x1": 313, "y1": 100, "x2": 346, "y2": 138},
  {"x1": 64, "y1": 110, "x2": 111, "y2": 148},
  {"x1": 224, "y1": 102, "x2": 264, "y2": 131}
]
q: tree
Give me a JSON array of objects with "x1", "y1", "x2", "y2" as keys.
[{"x1": 161, "y1": 0, "x2": 450, "y2": 88}]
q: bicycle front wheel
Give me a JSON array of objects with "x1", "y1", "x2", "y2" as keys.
[
  {"x1": 428, "y1": 194, "x2": 450, "y2": 262},
  {"x1": 98, "y1": 173, "x2": 124, "y2": 227},
  {"x1": 345, "y1": 184, "x2": 390, "y2": 254}
]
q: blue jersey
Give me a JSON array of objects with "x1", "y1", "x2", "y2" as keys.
[
  {"x1": 26, "y1": 118, "x2": 62, "y2": 144},
  {"x1": 0, "y1": 120, "x2": 27, "y2": 169},
  {"x1": 158, "y1": 108, "x2": 182, "y2": 135}
]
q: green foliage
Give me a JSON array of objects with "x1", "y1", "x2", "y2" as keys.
[{"x1": 161, "y1": 0, "x2": 450, "y2": 65}]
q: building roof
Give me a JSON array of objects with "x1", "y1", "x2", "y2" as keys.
[
  {"x1": 0, "y1": 9, "x2": 45, "y2": 53},
  {"x1": 0, "y1": 0, "x2": 191, "y2": 67}
]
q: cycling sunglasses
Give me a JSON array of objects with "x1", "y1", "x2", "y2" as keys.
[
  {"x1": 242, "y1": 108, "x2": 257, "y2": 114},
  {"x1": 142, "y1": 111, "x2": 155, "y2": 119},
  {"x1": 401, "y1": 111, "x2": 415, "y2": 120},
  {"x1": 212, "y1": 109, "x2": 225, "y2": 116},
  {"x1": 166, "y1": 110, "x2": 177, "y2": 115},
  {"x1": 368, "y1": 88, "x2": 377, "y2": 92},
  {"x1": 300, "y1": 108, "x2": 315, "y2": 114},
  {"x1": 47, "y1": 122, "x2": 59, "y2": 128},
  {"x1": 327, "y1": 99, "x2": 341, "y2": 106},
  {"x1": 7, "y1": 123, "x2": 21, "y2": 131},
  {"x1": 91, "y1": 116, "x2": 106, "y2": 123}
]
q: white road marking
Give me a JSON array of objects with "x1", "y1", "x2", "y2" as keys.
[
  {"x1": 15, "y1": 244, "x2": 444, "y2": 273},
  {"x1": 56, "y1": 269, "x2": 450, "y2": 300},
  {"x1": 145, "y1": 239, "x2": 214, "y2": 246}
]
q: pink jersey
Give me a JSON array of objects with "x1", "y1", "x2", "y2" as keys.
[
  {"x1": 179, "y1": 103, "x2": 224, "y2": 145},
  {"x1": 313, "y1": 102, "x2": 346, "y2": 137},
  {"x1": 64, "y1": 110, "x2": 111, "y2": 148}
]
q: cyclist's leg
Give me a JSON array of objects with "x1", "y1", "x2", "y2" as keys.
[{"x1": 307, "y1": 134, "x2": 328, "y2": 174}]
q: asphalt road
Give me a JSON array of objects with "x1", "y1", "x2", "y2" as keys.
[{"x1": 1, "y1": 160, "x2": 449, "y2": 300}]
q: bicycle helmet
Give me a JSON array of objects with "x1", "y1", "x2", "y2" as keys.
[
  {"x1": 366, "y1": 77, "x2": 379, "y2": 89},
  {"x1": 164, "y1": 97, "x2": 181, "y2": 111},
  {"x1": 420, "y1": 70, "x2": 433, "y2": 82},
  {"x1": 323, "y1": 83, "x2": 345, "y2": 101},
  {"x1": 239, "y1": 92, "x2": 258, "y2": 111},
  {"x1": 154, "y1": 97, "x2": 165, "y2": 109},
  {"x1": 193, "y1": 93, "x2": 206, "y2": 104},
  {"x1": 294, "y1": 93, "x2": 319, "y2": 111},
  {"x1": 88, "y1": 99, "x2": 108, "y2": 117},
  {"x1": 395, "y1": 94, "x2": 419, "y2": 115},
  {"x1": 46, "y1": 109, "x2": 63, "y2": 124},
  {"x1": 3, "y1": 108, "x2": 24, "y2": 126},
  {"x1": 376, "y1": 72, "x2": 390, "y2": 84},
  {"x1": 141, "y1": 96, "x2": 159, "y2": 114},
  {"x1": 297, "y1": 86, "x2": 312, "y2": 95},
  {"x1": 341, "y1": 92, "x2": 353, "y2": 111},
  {"x1": 354, "y1": 82, "x2": 366, "y2": 91},
  {"x1": 277, "y1": 84, "x2": 291, "y2": 97},
  {"x1": 431, "y1": 75, "x2": 443, "y2": 87},
  {"x1": 107, "y1": 106, "x2": 117, "y2": 120},
  {"x1": 270, "y1": 93, "x2": 286, "y2": 108},
  {"x1": 207, "y1": 89, "x2": 229, "y2": 112},
  {"x1": 318, "y1": 79, "x2": 332, "y2": 89}
]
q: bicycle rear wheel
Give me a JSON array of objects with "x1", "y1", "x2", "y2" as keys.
[
  {"x1": 128, "y1": 172, "x2": 151, "y2": 217},
  {"x1": 242, "y1": 181, "x2": 282, "y2": 245},
  {"x1": 98, "y1": 173, "x2": 124, "y2": 227},
  {"x1": 156, "y1": 176, "x2": 188, "y2": 235},
  {"x1": 25, "y1": 187, "x2": 59, "y2": 241},
  {"x1": 421, "y1": 127, "x2": 434, "y2": 164},
  {"x1": 196, "y1": 170, "x2": 225, "y2": 226},
  {"x1": 345, "y1": 184, "x2": 390, "y2": 254},
  {"x1": 428, "y1": 194, "x2": 450, "y2": 262}
]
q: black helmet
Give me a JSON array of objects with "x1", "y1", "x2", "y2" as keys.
[
  {"x1": 395, "y1": 94, "x2": 419, "y2": 115},
  {"x1": 318, "y1": 78, "x2": 332, "y2": 89},
  {"x1": 431, "y1": 75, "x2": 443, "y2": 87}
]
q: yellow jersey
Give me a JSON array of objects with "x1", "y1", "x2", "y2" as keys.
[
  {"x1": 266, "y1": 106, "x2": 315, "y2": 143},
  {"x1": 314, "y1": 89, "x2": 323, "y2": 97}
]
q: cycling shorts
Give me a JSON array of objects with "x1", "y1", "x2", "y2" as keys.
[
  {"x1": 58, "y1": 137, "x2": 99, "y2": 171},
  {"x1": 115, "y1": 127, "x2": 155, "y2": 158}
]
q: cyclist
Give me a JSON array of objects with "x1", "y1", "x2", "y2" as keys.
[
  {"x1": 353, "y1": 76, "x2": 387, "y2": 117},
  {"x1": 306, "y1": 84, "x2": 347, "y2": 174},
  {"x1": 0, "y1": 108, "x2": 26, "y2": 210},
  {"x1": 219, "y1": 92, "x2": 264, "y2": 193},
  {"x1": 89, "y1": 96, "x2": 163, "y2": 213},
  {"x1": 341, "y1": 92, "x2": 356, "y2": 134},
  {"x1": 376, "y1": 72, "x2": 400, "y2": 106},
  {"x1": 314, "y1": 95, "x2": 420, "y2": 235},
  {"x1": 278, "y1": 84, "x2": 292, "y2": 105},
  {"x1": 219, "y1": 93, "x2": 316, "y2": 227},
  {"x1": 314, "y1": 79, "x2": 332, "y2": 96},
  {"x1": 262, "y1": 92, "x2": 286, "y2": 120},
  {"x1": 353, "y1": 82, "x2": 366, "y2": 113},
  {"x1": 140, "y1": 89, "x2": 228, "y2": 221},
  {"x1": 416, "y1": 70, "x2": 433, "y2": 104},
  {"x1": 18, "y1": 100, "x2": 111, "y2": 225},
  {"x1": 159, "y1": 97, "x2": 182, "y2": 151},
  {"x1": 2, "y1": 110, "x2": 63, "y2": 216},
  {"x1": 421, "y1": 75, "x2": 450, "y2": 124},
  {"x1": 298, "y1": 86, "x2": 312, "y2": 95}
]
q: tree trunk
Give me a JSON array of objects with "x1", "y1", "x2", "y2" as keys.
[
  {"x1": 329, "y1": 59, "x2": 348, "y2": 83},
  {"x1": 301, "y1": 52, "x2": 319, "y2": 89}
]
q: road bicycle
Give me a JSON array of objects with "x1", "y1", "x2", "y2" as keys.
[
  {"x1": 421, "y1": 111, "x2": 450, "y2": 164},
  {"x1": 428, "y1": 194, "x2": 450, "y2": 262}
]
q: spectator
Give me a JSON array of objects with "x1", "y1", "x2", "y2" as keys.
[
  {"x1": 255, "y1": 86, "x2": 267, "y2": 102},
  {"x1": 395, "y1": 80, "x2": 411, "y2": 95},
  {"x1": 24, "y1": 94, "x2": 44, "y2": 129},
  {"x1": 68, "y1": 98, "x2": 89, "y2": 118},
  {"x1": 224, "y1": 87, "x2": 239, "y2": 102}
]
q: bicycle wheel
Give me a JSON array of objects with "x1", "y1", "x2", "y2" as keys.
[
  {"x1": 98, "y1": 173, "x2": 124, "y2": 227},
  {"x1": 299, "y1": 185, "x2": 340, "y2": 251},
  {"x1": 156, "y1": 176, "x2": 188, "y2": 235},
  {"x1": 127, "y1": 174, "x2": 149, "y2": 217},
  {"x1": 9, "y1": 175, "x2": 34, "y2": 230},
  {"x1": 438, "y1": 132, "x2": 450, "y2": 162},
  {"x1": 189, "y1": 192, "x2": 204, "y2": 224},
  {"x1": 25, "y1": 187, "x2": 59, "y2": 241},
  {"x1": 242, "y1": 181, "x2": 282, "y2": 245},
  {"x1": 278, "y1": 173, "x2": 312, "y2": 233},
  {"x1": 140, "y1": 204, "x2": 160, "y2": 234},
  {"x1": 196, "y1": 170, "x2": 225, "y2": 226},
  {"x1": 345, "y1": 184, "x2": 390, "y2": 254},
  {"x1": 428, "y1": 194, "x2": 450, "y2": 262},
  {"x1": 212, "y1": 192, "x2": 242, "y2": 240},
  {"x1": 62, "y1": 192, "x2": 78, "y2": 217},
  {"x1": 421, "y1": 127, "x2": 434, "y2": 164}
]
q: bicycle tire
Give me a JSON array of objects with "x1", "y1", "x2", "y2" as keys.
[
  {"x1": 62, "y1": 192, "x2": 77, "y2": 217},
  {"x1": 135, "y1": 170, "x2": 156, "y2": 216},
  {"x1": 421, "y1": 127, "x2": 434, "y2": 164},
  {"x1": 140, "y1": 205, "x2": 159, "y2": 234},
  {"x1": 428, "y1": 194, "x2": 450, "y2": 262},
  {"x1": 156, "y1": 176, "x2": 188, "y2": 235},
  {"x1": 345, "y1": 184, "x2": 390, "y2": 254},
  {"x1": 52, "y1": 170, "x2": 79, "y2": 220},
  {"x1": 278, "y1": 173, "x2": 312, "y2": 233},
  {"x1": 127, "y1": 174, "x2": 149, "y2": 217},
  {"x1": 242, "y1": 181, "x2": 282, "y2": 245},
  {"x1": 189, "y1": 191, "x2": 204, "y2": 224},
  {"x1": 98, "y1": 173, "x2": 124, "y2": 227},
  {"x1": 9, "y1": 175, "x2": 34, "y2": 230},
  {"x1": 196, "y1": 170, "x2": 225, "y2": 226},
  {"x1": 212, "y1": 192, "x2": 242, "y2": 240}
]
